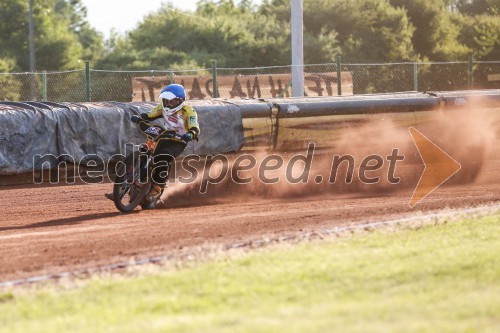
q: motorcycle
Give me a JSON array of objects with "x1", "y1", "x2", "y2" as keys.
[{"x1": 111, "y1": 124, "x2": 183, "y2": 213}]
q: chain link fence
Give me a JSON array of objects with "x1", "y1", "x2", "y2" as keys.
[{"x1": 1, "y1": 61, "x2": 498, "y2": 103}]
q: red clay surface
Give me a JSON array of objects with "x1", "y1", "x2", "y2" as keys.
[
  {"x1": 1, "y1": 108, "x2": 499, "y2": 283},
  {"x1": 0, "y1": 157, "x2": 499, "y2": 282}
]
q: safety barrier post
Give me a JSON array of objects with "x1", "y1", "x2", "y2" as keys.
[
  {"x1": 168, "y1": 70, "x2": 174, "y2": 84},
  {"x1": 42, "y1": 71, "x2": 47, "y2": 101},
  {"x1": 336, "y1": 55, "x2": 342, "y2": 96},
  {"x1": 85, "y1": 61, "x2": 91, "y2": 102},
  {"x1": 212, "y1": 60, "x2": 218, "y2": 98},
  {"x1": 413, "y1": 63, "x2": 418, "y2": 91},
  {"x1": 468, "y1": 54, "x2": 474, "y2": 89}
]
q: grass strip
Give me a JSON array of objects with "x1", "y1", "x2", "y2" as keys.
[{"x1": 0, "y1": 214, "x2": 499, "y2": 333}]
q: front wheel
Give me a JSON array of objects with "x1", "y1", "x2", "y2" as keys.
[{"x1": 112, "y1": 153, "x2": 151, "y2": 213}]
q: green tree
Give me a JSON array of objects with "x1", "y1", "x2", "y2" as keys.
[
  {"x1": 453, "y1": 0, "x2": 499, "y2": 14},
  {"x1": 389, "y1": 0, "x2": 469, "y2": 61},
  {"x1": 0, "y1": 57, "x2": 21, "y2": 101},
  {"x1": 454, "y1": 14, "x2": 500, "y2": 60},
  {"x1": 0, "y1": 0, "x2": 105, "y2": 101},
  {"x1": 0, "y1": 0, "x2": 27, "y2": 70},
  {"x1": 260, "y1": 0, "x2": 416, "y2": 62},
  {"x1": 104, "y1": 1, "x2": 289, "y2": 69},
  {"x1": 0, "y1": 0, "x2": 102, "y2": 72},
  {"x1": 447, "y1": 0, "x2": 500, "y2": 60},
  {"x1": 329, "y1": 0, "x2": 415, "y2": 62},
  {"x1": 54, "y1": 0, "x2": 105, "y2": 62}
]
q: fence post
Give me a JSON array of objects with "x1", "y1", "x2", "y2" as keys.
[
  {"x1": 42, "y1": 71, "x2": 47, "y2": 101},
  {"x1": 212, "y1": 60, "x2": 218, "y2": 98},
  {"x1": 168, "y1": 70, "x2": 174, "y2": 84},
  {"x1": 468, "y1": 54, "x2": 474, "y2": 89},
  {"x1": 85, "y1": 61, "x2": 91, "y2": 102},
  {"x1": 413, "y1": 63, "x2": 418, "y2": 92},
  {"x1": 336, "y1": 55, "x2": 342, "y2": 96}
]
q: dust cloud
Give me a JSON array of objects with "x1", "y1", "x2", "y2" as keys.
[{"x1": 161, "y1": 102, "x2": 498, "y2": 208}]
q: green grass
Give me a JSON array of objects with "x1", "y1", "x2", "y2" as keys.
[{"x1": 1, "y1": 214, "x2": 499, "y2": 333}]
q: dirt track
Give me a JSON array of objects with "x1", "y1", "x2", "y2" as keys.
[
  {"x1": 1, "y1": 106, "x2": 500, "y2": 283},
  {"x1": 0, "y1": 155, "x2": 499, "y2": 283}
]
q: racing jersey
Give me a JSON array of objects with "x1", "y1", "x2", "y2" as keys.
[{"x1": 143, "y1": 103, "x2": 200, "y2": 139}]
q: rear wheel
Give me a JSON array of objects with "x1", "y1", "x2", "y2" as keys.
[{"x1": 113, "y1": 153, "x2": 151, "y2": 213}]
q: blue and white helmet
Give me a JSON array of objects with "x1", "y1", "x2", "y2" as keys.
[{"x1": 159, "y1": 84, "x2": 186, "y2": 115}]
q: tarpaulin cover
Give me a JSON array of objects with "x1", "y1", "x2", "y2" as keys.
[
  {"x1": 1, "y1": 90, "x2": 499, "y2": 175},
  {"x1": 0, "y1": 101, "x2": 244, "y2": 175}
]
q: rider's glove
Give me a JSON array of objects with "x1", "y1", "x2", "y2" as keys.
[
  {"x1": 131, "y1": 115, "x2": 141, "y2": 123},
  {"x1": 181, "y1": 132, "x2": 193, "y2": 143}
]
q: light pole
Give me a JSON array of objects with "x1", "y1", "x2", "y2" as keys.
[
  {"x1": 291, "y1": 0, "x2": 304, "y2": 97},
  {"x1": 29, "y1": 0, "x2": 37, "y2": 100}
]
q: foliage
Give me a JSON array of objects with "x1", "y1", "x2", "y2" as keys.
[
  {"x1": 0, "y1": 0, "x2": 498, "y2": 75},
  {"x1": 104, "y1": 1, "x2": 290, "y2": 69},
  {"x1": 383, "y1": 0, "x2": 464, "y2": 60},
  {"x1": 0, "y1": 0, "x2": 104, "y2": 72},
  {"x1": 54, "y1": 0, "x2": 106, "y2": 62},
  {"x1": 453, "y1": 0, "x2": 499, "y2": 14},
  {"x1": 453, "y1": 13, "x2": 500, "y2": 60},
  {"x1": 0, "y1": 57, "x2": 21, "y2": 100}
]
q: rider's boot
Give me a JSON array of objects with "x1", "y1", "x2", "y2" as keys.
[
  {"x1": 147, "y1": 184, "x2": 162, "y2": 199},
  {"x1": 141, "y1": 184, "x2": 163, "y2": 209}
]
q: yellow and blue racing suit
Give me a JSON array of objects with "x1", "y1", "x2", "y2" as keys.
[{"x1": 136, "y1": 103, "x2": 200, "y2": 187}]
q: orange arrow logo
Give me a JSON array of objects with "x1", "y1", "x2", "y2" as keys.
[{"x1": 409, "y1": 127, "x2": 461, "y2": 207}]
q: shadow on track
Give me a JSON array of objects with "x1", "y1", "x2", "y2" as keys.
[{"x1": 0, "y1": 212, "x2": 129, "y2": 232}]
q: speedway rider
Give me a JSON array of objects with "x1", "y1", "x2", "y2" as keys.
[{"x1": 106, "y1": 83, "x2": 200, "y2": 207}]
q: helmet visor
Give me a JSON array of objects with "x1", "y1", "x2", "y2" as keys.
[{"x1": 162, "y1": 97, "x2": 183, "y2": 110}]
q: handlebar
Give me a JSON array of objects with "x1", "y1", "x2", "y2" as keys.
[
  {"x1": 148, "y1": 127, "x2": 186, "y2": 143},
  {"x1": 160, "y1": 130, "x2": 182, "y2": 140},
  {"x1": 133, "y1": 115, "x2": 187, "y2": 143}
]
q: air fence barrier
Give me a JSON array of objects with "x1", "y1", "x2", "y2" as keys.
[{"x1": 0, "y1": 89, "x2": 499, "y2": 184}]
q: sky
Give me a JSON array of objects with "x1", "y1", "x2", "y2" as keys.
[{"x1": 82, "y1": 0, "x2": 263, "y2": 39}]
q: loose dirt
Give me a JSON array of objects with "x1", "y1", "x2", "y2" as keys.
[{"x1": 0, "y1": 107, "x2": 498, "y2": 282}]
